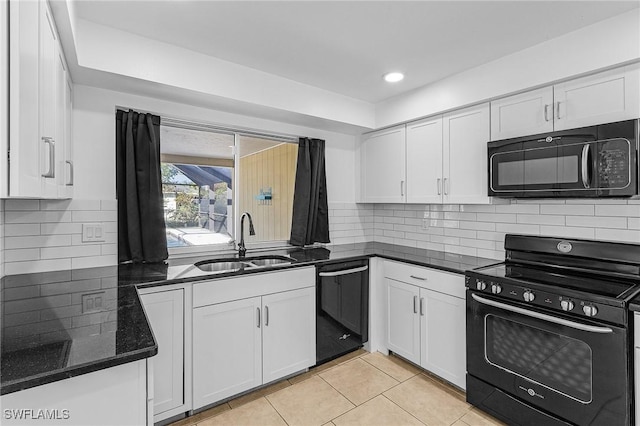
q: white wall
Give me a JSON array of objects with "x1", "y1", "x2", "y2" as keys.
[
  {"x1": 73, "y1": 85, "x2": 358, "y2": 203},
  {"x1": 376, "y1": 9, "x2": 640, "y2": 128}
]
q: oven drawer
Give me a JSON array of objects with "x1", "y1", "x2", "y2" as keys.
[{"x1": 383, "y1": 260, "x2": 465, "y2": 298}]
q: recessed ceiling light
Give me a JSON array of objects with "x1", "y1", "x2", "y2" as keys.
[{"x1": 383, "y1": 72, "x2": 404, "y2": 83}]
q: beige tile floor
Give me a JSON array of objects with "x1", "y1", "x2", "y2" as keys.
[{"x1": 170, "y1": 350, "x2": 506, "y2": 426}]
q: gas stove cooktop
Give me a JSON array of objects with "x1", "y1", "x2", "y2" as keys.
[{"x1": 465, "y1": 235, "x2": 640, "y2": 326}]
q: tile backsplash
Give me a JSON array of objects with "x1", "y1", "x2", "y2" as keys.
[
  {"x1": 2, "y1": 199, "x2": 117, "y2": 275},
  {"x1": 327, "y1": 203, "x2": 375, "y2": 245},
  {"x1": 370, "y1": 199, "x2": 640, "y2": 260}
]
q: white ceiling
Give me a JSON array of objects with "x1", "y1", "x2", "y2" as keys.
[{"x1": 73, "y1": 1, "x2": 639, "y2": 103}]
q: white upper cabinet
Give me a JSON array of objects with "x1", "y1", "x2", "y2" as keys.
[
  {"x1": 7, "y1": 1, "x2": 73, "y2": 199},
  {"x1": 443, "y1": 103, "x2": 491, "y2": 204},
  {"x1": 360, "y1": 125, "x2": 406, "y2": 203},
  {"x1": 490, "y1": 65, "x2": 640, "y2": 140},
  {"x1": 554, "y1": 65, "x2": 640, "y2": 131},
  {"x1": 406, "y1": 117, "x2": 443, "y2": 204},
  {"x1": 490, "y1": 87, "x2": 554, "y2": 140}
]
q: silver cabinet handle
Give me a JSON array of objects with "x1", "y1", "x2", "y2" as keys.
[
  {"x1": 437, "y1": 178, "x2": 442, "y2": 195},
  {"x1": 400, "y1": 180, "x2": 405, "y2": 197},
  {"x1": 556, "y1": 101, "x2": 562, "y2": 120},
  {"x1": 409, "y1": 275, "x2": 427, "y2": 281},
  {"x1": 581, "y1": 144, "x2": 591, "y2": 189},
  {"x1": 41, "y1": 137, "x2": 55, "y2": 178},
  {"x1": 420, "y1": 297, "x2": 424, "y2": 316},
  {"x1": 544, "y1": 104, "x2": 551, "y2": 122},
  {"x1": 443, "y1": 178, "x2": 449, "y2": 195},
  {"x1": 413, "y1": 295, "x2": 418, "y2": 314},
  {"x1": 318, "y1": 265, "x2": 368, "y2": 277},
  {"x1": 65, "y1": 160, "x2": 74, "y2": 186},
  {"x1": 257, "y1": 307, "x2": 261, "y2": 328},
  {"x1": 471, "y1": 293, "x2": 613, "y2": 334},
  {"x1": 265, "y1": 306, "x2": 269, "y2": 326}
]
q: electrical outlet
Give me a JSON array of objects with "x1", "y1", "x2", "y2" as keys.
[{"x1": 82, "y1": 223, "x2": 105, "y2": 242}]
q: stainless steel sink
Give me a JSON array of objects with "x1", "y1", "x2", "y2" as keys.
[
  {"x1": 244, "y1": 255, "x2": 293, "y2": 267},
  {"x1": 194, "y1": 255, "x2": 294, "y2": 273},
  {"x1": 195, "y1": 260, "x2": 252, "y2": 273}
]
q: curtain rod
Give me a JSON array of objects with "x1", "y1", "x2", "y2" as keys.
[{"x1": 161, "y1": 117, "x2": 299, "y2": 144}]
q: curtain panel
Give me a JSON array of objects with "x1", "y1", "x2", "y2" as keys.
[
  {"x1": 116, "y1": 109, "x2": 168, "y2": 263},
  {"x1": 290, "y1": 137, "x2": 330, "y2": 246}
]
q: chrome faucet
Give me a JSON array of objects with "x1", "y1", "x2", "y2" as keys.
[{"x1": 238, "y1": 212, "x2": 255, "y2": 257}]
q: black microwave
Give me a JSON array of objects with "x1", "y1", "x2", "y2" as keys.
[{"x1": 488, "y1": 119, "x2": 639, "y2": 198}]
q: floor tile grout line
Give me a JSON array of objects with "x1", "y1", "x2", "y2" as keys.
[
  {"x1": 359, "y1": 353, "x2": 420, "y2": 383},
  {"x1": 380, "y1": 393, "x2": 428, "y2": 426},
  {"x1": 264, "y1": 395, "x2": 291, "y2": 426}
]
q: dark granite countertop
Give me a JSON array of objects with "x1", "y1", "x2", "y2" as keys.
[{"x1": 1, "y1": 242, "x2": 497, "y2": 395}]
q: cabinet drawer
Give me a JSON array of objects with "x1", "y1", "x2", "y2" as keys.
[
  {"x1": 383, "y1": 260, "x2": 465, "y2": 299},
  {"x1": 193, "y1": 267, "x2": 315, "y2": 308}
]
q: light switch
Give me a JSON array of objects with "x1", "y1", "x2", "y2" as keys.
[{"x1": 82, "y1": 223, "x2": 105, "y2": 242}]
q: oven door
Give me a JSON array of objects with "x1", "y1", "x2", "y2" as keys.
[{"x1": 466, "y1": 291, "x2": 630, "y2": 426}]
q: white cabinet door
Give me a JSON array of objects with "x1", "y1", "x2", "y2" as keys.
[
  {"x1": 140, "y1": 289, "x2": 184, "y2": 420},
  {"x1": 419, "y1": 288, "x2": 466, "y2": 390},
  {"x1": 554, "y1": 65, "x2": 640, "y2": 131},
  {"x1": 193, "y1": 297, "x2": 262, "y2": 409},
  {"x1": 386, "y1": 279, "x2": 420, "y2": 364},
  {"x1": 262, "y1": 287, "x2": 315, "y2": 384},
  {"x1": 60, "y1": 76, "x2": 74, "y2": 198},
  {"x1": 39, "y1": 3, "x2": 58, "y2": 198},
  {"x1": 361, "y1": 125, "x2": 406, "y2": 203},
  {"x1": 406, "y1": 117, "x2": 443, "y2": 204},
  {"x1": 443, "y1": 103, "x2": 491, "y2": 204},
  {"x1": 490, "y1": 87, "x2": 554, "y2": 140}
]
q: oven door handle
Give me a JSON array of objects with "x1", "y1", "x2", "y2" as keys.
[
  {"x1": 471, "y1": 294, "x2": 613, "y2": 334},
  {"x1": 318, "y1": 265, "x2": 368, "y2": 277}
]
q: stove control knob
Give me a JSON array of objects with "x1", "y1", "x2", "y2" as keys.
[
  {"x1": 476, "y1": 280, "x2": 487, "y2": 291},
  {"x1": 583, "y1": 305, "x2": 598, "y2": 317},
  {"x1": 523, "y1": 291, "x2": 535, "y2": 302},
  {"x1": 491, "y1": 284, "x2": 502, "y2": 295},
  {"x1": 560, "y1": 300, "x2": 575, "y2": 311}
]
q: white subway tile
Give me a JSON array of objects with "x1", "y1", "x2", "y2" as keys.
[
  {"x1": 101, "y1": 199, "x2": 118, "y2": 211},
  {"x1": 4, "y1": 224, "x2": 41, "y2": 237},
  {"x1": 41, "y1": 245, "x2": 102, "y2": 260},
  {"x1": 595, "y1": 205, "x2": 640, "y2": 217},
  {"x1": 540, "y1": 204, "x2": 594, "y2": 216},
  {"x1": 4, "y1": 259, "x2": 72, "y2": 275},
  {"x1": 594, "y1": 229, "x2": 640, "y2": 243},
  {"x1": 459, "y1": 221, "x2": 495, "y2": 231},
  {"x1": 5, "y1": 211, "x2": 71, "y2": 224},
  {"x1": 394, "y1": 210, "x2": 417, "y2": 218},
  {"x1": 430, "y1": 235, "x2": 460, "y2": 245},
  {"x1": 4, "y1": 200, "x2": 40, "y2": 211},
  {"x1": 476, "y1": 231, "x2": 506, "y2": 242},
  {"x1": 71, "y1": 255, "x2": 118, "y2": 270},
  {"x1": 517, "y1": 214, "x2": 565, "y2": 225},
  {"x1": 40, "y1": 222, "x2": 83, "y2": 235},
  {"x1": 443, "y1": 212, "x2": 477, "y2": 221},
  {"x1": 461, "y1": 205, "x2": 496, "y2": 213},
  {"x1": 445, "y1": 244, "x2": 477, "y2": 257},
  {"x1": 459, "y1": 238, "x2": 495, "y2": 250},
  {"x1": 383, "y1": 216, "x2": 404, "y2": 224},
  {"x1": 477, "y1": 249, "x2": 504, "y2": 260},
  {"x1": 539, "y1": 225, "x2": 595, "y2": 239},
  {"x1": 566, "y1": 216, "x2": 627, "y2": 229},
  {"x1": 476, "y1": 213, "x2": 517, "y2": 223},
  {"x1": 444, "y1": 228, "x2": 476, "y2": 239},
  {"x1": 496, "y1": 223, "x2": 540, "y2": 234},
  {"x1": 4, "y1": 249, "x2": 41, "y2": 262},
  {"x1": 495, "y1": 204, "x2": 540, "y2": 214},
  {"x1": 5, "y1": 235, "x2": 72, "y2": 249},
  {"x1": 629, "y1": 218, "x2": 640, "y2": 230},
  {"x1": 71, "y1": 210, "x2": 117, "y2": 222}
]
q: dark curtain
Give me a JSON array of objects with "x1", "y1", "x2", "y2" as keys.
[
  {"x1": 290, "y1": 138, "x2": 330, "y2": 246},
  {"x1": 116, "y1": 109, "x2": 168, "y2": 263}
]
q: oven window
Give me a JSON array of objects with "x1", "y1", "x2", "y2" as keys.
[
  {"x1": 485, "y1": 315, "x2": 592, "y2": 402},
  {"x1": 497, "y1": 156, "x2": 578, "y2": 186}
]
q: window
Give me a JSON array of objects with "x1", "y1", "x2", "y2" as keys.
[{"x1": 160, "y1": 121, "x2": 297, "y2": 253}]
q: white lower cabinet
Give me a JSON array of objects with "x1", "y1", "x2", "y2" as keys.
[
  {"x1": 0, "y1": 360, "x2": 149, "y2": 426},
  {"x1": 385, "y1": 260, "x2": 466, "y2": 389},
  {"x1": 139, "y1": 288, "x2": 186, "y2": 423},
  {"x1": 192, "y1": 268, "x2": 316, "y2": 410}
]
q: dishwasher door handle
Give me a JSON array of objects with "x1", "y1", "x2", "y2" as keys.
[{"x1": 318, "y1": 265, "x2": 369, "y2": 277}]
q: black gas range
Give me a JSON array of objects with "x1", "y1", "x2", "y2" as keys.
[{"x1": 465, "y1": 234, "x2": 640, "y2": 426}]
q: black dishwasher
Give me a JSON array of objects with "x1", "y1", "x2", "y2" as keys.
[{"x1": 316, "y1": 260, "x2": 369, "y2": 365}]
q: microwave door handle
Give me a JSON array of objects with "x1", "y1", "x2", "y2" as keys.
[
  {"x1": 581, "y1": 144, "x2": 591, "y2": 189},
  {"x1": 471, "y1": 293, "x2": 613, "y2": 334}
]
